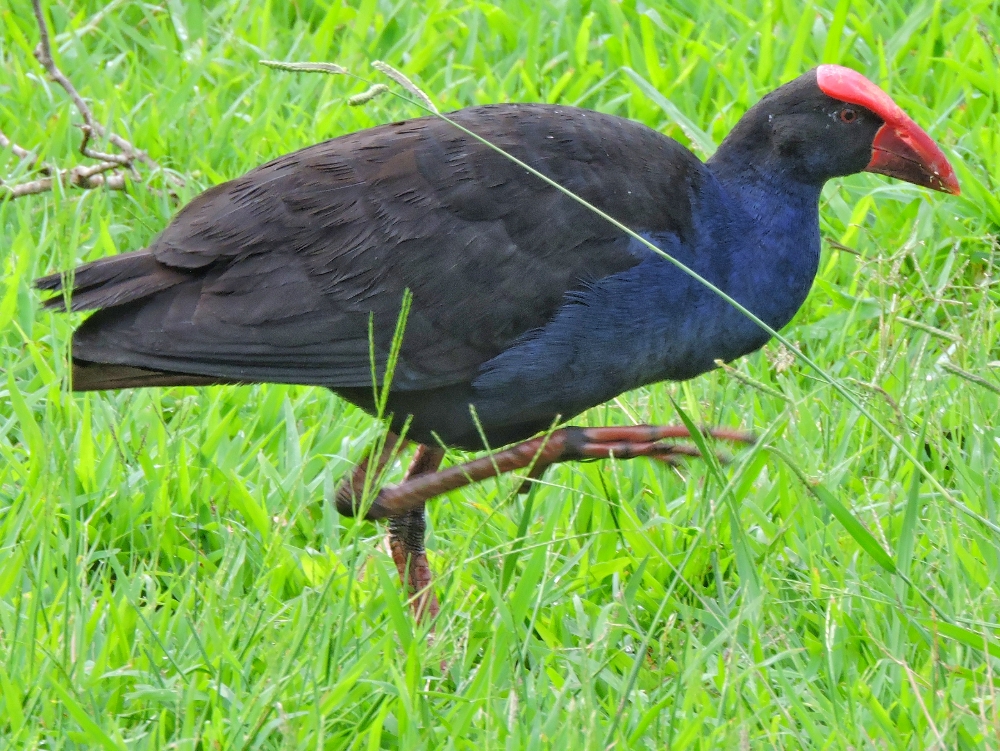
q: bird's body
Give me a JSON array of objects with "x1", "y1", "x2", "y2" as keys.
[
  {"x1": 42, "y1": 88, "x2": 839, "y2": 449},
  {"x1": 38, "y1": 65, "x2": 959, "y2": 618}
]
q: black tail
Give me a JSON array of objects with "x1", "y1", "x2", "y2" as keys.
[
  {"x1": 35, "y1": 250, "x2": 189, "y2": 312},
  {"x1": 36, "y1": 250, "x2": 226, "y2": 391},
  {"x1": 71, "y1": 360, "x2": 233, "y2": 391}
]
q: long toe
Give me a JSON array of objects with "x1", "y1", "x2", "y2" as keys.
[{"x1": 573, "y1": 424, "x2": 756, "y2": 445}]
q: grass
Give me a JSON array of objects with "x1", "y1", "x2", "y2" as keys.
[{"x1": 1, "y1": 0, "x2": 998, "y2": 747}]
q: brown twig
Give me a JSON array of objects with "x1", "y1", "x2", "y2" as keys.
[
  {"x1": 30, "y1": 0, "x2": 154, "y2": 169},
  {"x1": 77, "y1": 125, "x2": 139, "y2": 177},
  {"x1": 5, "y1": 166, "x2": 127, "y2": 198},
  {"x1": 2, "y1": 1, "x2": 180, "y2": 199},
  {"x1": 825, "y1": 238, "x2": 861, "y2": 256},
  {"x1": 0, "y1": 129, "x2": 36, "y2": 163}
]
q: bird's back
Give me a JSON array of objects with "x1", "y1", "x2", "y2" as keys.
[{"x1": 38, "y1": 104, "x2": 708, "y2": 404}]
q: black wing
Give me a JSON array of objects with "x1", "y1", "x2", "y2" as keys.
[{"x1": 37, "y1": 104, "x2": 706, "y2": 391}]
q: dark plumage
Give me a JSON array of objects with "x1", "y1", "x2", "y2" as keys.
[
  {"x1": 37, "y1": 65, "x2": 958, "y2": 615},
  {"x1": 36, "y1": 68, "x2": 956, "y2": 450},
  {"x1": 41, "y1": 103, "x2": 707, "y2": 446}
]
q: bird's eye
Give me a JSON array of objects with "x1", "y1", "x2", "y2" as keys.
[{"x1": 840, "y1": 108, "x2": 858, "y2": 123}]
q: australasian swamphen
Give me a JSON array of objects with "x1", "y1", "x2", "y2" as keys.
[{"x1": 37, "y1": 65, "x2": 959, "y2": 619}]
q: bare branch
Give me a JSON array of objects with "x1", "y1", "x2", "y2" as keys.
[
  {"x1": 2, "y1": 1, "x2": 186, "y2": 200},
  {"x1": 73, "y1": 160, "x2": 126, "y2": 181},
  {"x1": 32, "y1": 0, "x2": 97, "y2": 133},
  {"x1": 30, "y1": 0, "x2": 175, "y2": 179},
  {"x1": 2, "y1": 178, "x2": 56, "y2": 198},
  {"x1": 2, "y1": 163, "x2": 126, "y2": 198},
  {"x1": 78, "y1": 125, "x2": 133, "y2": 166},
  {"x1": 0, "y1": 129, "x2": 36, "y2": 163}
]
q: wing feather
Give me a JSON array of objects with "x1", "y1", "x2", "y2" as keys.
[{"x1": 40, "y1": 104, "x2": 706, "y2": 391}]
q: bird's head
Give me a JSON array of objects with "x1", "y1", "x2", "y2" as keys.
[{"x1": 713, "y1": 65, "x2": 960, "y2": 195}]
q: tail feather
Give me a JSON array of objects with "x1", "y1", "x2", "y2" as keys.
[
  {"x1": 37, "y1": 251, "x2": 224, "y2": 392},
  {"x1": 72, "y1": 361, "x2": 236, "y2": 391},
  {"x1": 35, "y1": 251, "x2": 188, "y2": 312}
]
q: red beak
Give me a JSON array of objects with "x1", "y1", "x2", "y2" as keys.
[
  {"x1": 865, "y1": 122, "x2": 961, "y2": 195},
  {"x1": 817, "y1": 65, "x2": 960, "y2": 195}
]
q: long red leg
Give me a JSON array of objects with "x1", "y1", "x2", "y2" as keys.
[
  {"x1": 335, "y1": 438, "x2": 445, "y2": 620},
  {"x1": 335, "y1": 425, "x2": 755, "y2": 522},
  {"x1": 387, "y1": 445, "x2": 445, "y2": 621},
  {"x1": 334, "y1": 432, "x2": 403, "y2": 513}
]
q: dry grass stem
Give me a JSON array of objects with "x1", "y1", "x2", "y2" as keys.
[
  {"x1": 2, "y1": 0, "x2": 176, "y2": 199},
  {"x1": 259, "y1": 60, "x2": 349, "y2": 76},
  {"x1": 371, "y1": 60, "x2": 439, "y2": 113},
  {"x1": 348, "y1": 84, "x2": 390, "y2": 106}
]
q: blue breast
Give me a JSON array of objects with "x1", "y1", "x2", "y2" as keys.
[{"x1": 470, "y1": 168, "x2": 822, "y2": 425}]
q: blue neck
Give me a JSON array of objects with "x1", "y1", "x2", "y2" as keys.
[
  {"x1": 705, "y1": 159, "x2": 823, "y2": 332},
  {"x1": 472, "y1": 161, "x2": 826, "y2": 426}
]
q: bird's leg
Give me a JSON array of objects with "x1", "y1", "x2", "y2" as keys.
[
  {"x1": 387, "y1": 445, "x2": 445, "y2": 621},
  {"x1": 335, "y1": 437, "x2": 445, "y2": 620},
  {"x1": 336, "y1": 425, "x2": 755, "y2": 522},
  {"x1": 334, "y1": 431, "x2": 403, "y2": 512},
  {"x1": 515, "y1": 461, "x2": 549, "y2": 495}
]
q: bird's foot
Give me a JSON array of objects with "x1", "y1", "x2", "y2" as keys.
[
  {"x1": 511, "y1": 424, "x2": 754, "y2": 493},
  {"x1": 388, "y1": 445, "x2": 445, "y2": 621},
  {"x1": 337, "y1": 441, "x2": 445, "y2": 621},
  {"x1": 337, "y1": 424, "x2": 755, "y2": 521}
]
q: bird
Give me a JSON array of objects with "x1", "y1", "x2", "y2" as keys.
[{"x1": 36, "y1": 65, "x2": 959, "y2": 620}]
